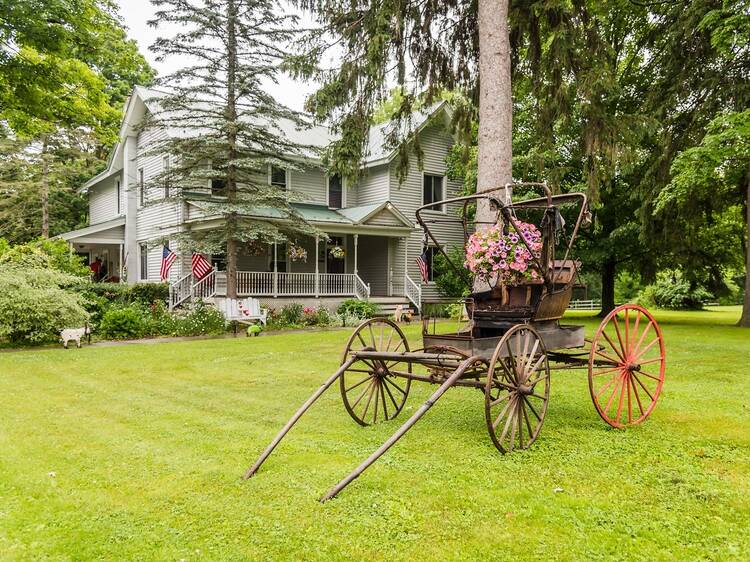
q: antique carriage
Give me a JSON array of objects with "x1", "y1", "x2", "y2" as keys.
[{"x1": 245, "y1": 183, "x2": 666, "y2": 501}]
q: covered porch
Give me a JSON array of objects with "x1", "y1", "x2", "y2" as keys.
[{"x1": 59, "y1": 217, "x2": 126, "y2": 282}]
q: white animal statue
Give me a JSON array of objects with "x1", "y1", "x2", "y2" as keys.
[
  {"x1": 60, "y1": 326, "x2": 90, "y2": 349},
  {"x1": 393, "y1": 305, "x2": 412, "y2": 323}
]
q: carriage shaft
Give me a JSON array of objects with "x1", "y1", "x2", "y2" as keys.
[
  {"x1": 243, "y1": 357, "x2": 357, "y2": 479},
  {"x1": 320, "y1": 355, "x2": 483, "y2": 502}
]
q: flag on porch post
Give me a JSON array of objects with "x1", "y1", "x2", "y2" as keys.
[
  {"x1": 191, "y1": 253, "x2": 213, "y2": 280},
  {"x1": 160, "y1": 245, "x2": 177, "y2": 280}
]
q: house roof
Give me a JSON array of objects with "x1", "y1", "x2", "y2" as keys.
[
  {"x1": 185, "y1": 200, "x2": 413, "y2": 230},
  {"x1": 58, "y1": 216, "x2": 125, "y2": 243}
]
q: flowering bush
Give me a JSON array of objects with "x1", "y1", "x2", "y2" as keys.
[
  {"x1": 464, "y1": 222, "x2": 543, "y2": 285},
  {"x1": 288, "y1": 244, "x2": 307, "y2": 263}
]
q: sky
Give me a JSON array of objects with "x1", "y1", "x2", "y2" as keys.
[{"x1": 114, "y1": 0, "x2": 319, "y2": 111}]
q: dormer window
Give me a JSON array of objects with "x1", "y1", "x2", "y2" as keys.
[
  {"x1": 270, "y1": 165, "x2": 287, "y2": 189},
  {"x1": 211, "y1": 178, "x2": 227, "y2": 196},
  {"x1": 328, "y1": 174, "x2": 343, "y2": 209}
]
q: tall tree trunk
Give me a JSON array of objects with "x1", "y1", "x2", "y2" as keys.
[
  {"x1": 225, "y1": 0, "x2": 239, "y2": 299},
  {"x1": 476, "y1": 0, "x2": 513, "y2": 205},
  {"x1": 40, "y1": 136, "x2": 50, "y2": 238},
  {"x1": 739, "y1": 165, "x2": 750, "y2": 327},
  {"x1": 474, "y1": 0, "x2": 512, "y2": 292},
  {"x1": 600, "y1": 260, "x2": 616, "y2": 317}
]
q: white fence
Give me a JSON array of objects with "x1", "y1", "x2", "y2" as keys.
[
  {"x1": 567, "y1": 299, "x2": 601, "y2": 310},
  {"x1": 236, "y1": 271, "x2": 366, "y2": 298}
]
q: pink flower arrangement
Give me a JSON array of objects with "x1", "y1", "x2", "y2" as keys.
[
  {"x1": 288, "y1": 243, "x2": 307, "y2": 263},
  {"x1": 303, "y1": 306, "x2": 315, "y2": 314},
  {"x1": 464, "y1": 221, "x2": 543, "y2": 285}
]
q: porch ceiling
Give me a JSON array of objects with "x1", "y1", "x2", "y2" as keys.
[{"x1": 57, "y1": 217, "x2": 125, "y2": 244}]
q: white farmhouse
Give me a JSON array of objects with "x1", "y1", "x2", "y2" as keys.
[{"x1": 59, "y1": 87, "x2": 466, "y2": 313}]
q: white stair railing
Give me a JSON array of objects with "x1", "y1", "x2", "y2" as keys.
[
  {"x1": 404, "y1": 274, "x2": 422, "y2": 312},
  {"x1": 192, "y1": 269, "x2": 216, "y2": 300},
  {"x1": 169, "y1": 272, "x2": 194, "y2": 310},
  {"x1": 354, "y1": 274, "x2": 371, "y2": 301}
]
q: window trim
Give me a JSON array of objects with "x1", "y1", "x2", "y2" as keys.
[
  {"x1": 268, "y1": 164, "x2": 289, "y2": 190},
  {"x1": 139, "y1": 243, "x2": 148, "y2": 280},
  {"x1": 326, "y1": 173, "x2": 346, "y2": 209},
  {"x1": 424, "y1": 245, "x2": 442, "y2": 283},
  {"x1": 138, "y1": 168, "x2": 145, "y2": 207},
  {"x1": 421, "y1": 172, "x2": 446, "y2": 213},
  {"x1": 115, "y1": 178, "x2": 121, "y2": 214}
]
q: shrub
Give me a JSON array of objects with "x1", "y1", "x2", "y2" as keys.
[
  {"x1": 0, "y1": 238, "x2": 89, "y2": 277},
  {"x1": 167, "y1": 301, "x2": 226, "y2": 336},
  {"x1": 0, "y1": 266, "x2": 89, "y2": 344},
  {"x1": 638, "y1": 275, "x2": 712, "y2": 310},
  {"x1": 99, "y1": 305, "x2": 150, "y2": 339},
  {"x1": 127, "y1": 283, "x2": 169, "y2": 305},
  {"x1": 279, "y1": 303, "x2": 304, "y2": 325},
  {"x1": 337, "y1": 299, "x2": 379, "y2": 319}
]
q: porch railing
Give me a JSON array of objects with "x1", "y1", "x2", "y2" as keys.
[
  {"x1": 192, "y1": 269, "x2": 217, "y2": 300},
  {"x1": 169, "y1": 272, "x2": 194, "y2": 310},
  {"x1": 404, "y1": 274, "x2": 422, "y2": 312},
  {"x1": 235, "y1": 271, "x2": 368, "y2": 298}
]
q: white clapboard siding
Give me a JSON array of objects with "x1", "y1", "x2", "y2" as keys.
[
  {"x1": 89, "y1": 178, "x2": 120, "y2": 224},
  {"x1": 353, "y1": 165, "x2": 390, "y2": 206},
  {"x1": 289, "y1": 167, "x2": 327, "y2": 204},
  {"x1": 384, "y1": 124, "x2": 464, "y2": 299}
]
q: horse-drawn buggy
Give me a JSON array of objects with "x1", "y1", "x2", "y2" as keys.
[{"x1": 245, "y1": 183, "x2": 666, "y2": 501}]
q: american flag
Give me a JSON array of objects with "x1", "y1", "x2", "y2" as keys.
[
  {"x1": 191, "y1": 253, "x2": 213, "y2": 280},
  {"x1": 160, "y1": 245, "x2": 177, "y2": 280},
  {"x1": 416, "y1": 248, "x2": 430, "y2": 283}
]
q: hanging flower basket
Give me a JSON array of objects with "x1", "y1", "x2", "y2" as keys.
[
  {"x1": 245, "y1": 240, "x2": 266, "y2": 257},
  {"x1": 464, "y1": 221, "x2": 543, "y2": 287},
  {"x1": 288, "y1": 243, "x2": 308, "y2": 263},
  {"x1": 329, "y1": 245, "x2": 345, "y2": 259}
]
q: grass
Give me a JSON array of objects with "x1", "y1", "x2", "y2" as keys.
[{"x1": 0, "y1": 306, "x2": 748, "y2": 561}]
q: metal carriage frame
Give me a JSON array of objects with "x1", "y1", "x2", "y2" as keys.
[{"x1": 244, "y1": 183, "x2": 667, "y2": 501}]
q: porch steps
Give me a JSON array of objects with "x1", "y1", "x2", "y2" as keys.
[{"x1": 369, "y1": 296, "x2": 417, "y2": 318}]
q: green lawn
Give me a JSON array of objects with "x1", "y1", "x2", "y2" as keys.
[{"x1": 1, "y1": 307, "x2": 748, "y2": 560}]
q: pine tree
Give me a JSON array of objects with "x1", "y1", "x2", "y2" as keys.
[{"x1": 148, "y1": 0, "x2": 321, "y2": 297}]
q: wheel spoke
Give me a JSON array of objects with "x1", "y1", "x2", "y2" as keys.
[
  {"x1": 603, "y1": 375, "x2": 623, "y2": 413},
  {"x1": 626, "y1": 373, "x2": 633, "y2": 424},
  {"x1": 384, "y1": 328, "x2": 394, "y2": 352},
  {"x1": 631, "y1": 311, "x2": 642, "y2": 356},
  {"x1": 356, "y1": 331, "x2": 369, "y2": 350},
  {"x1": 383, "y1": 376, "x2": 407, "y2": 396},
  {"x1": 372, "y1": 380, "x2": 380, "y2": 423},
  {"x1": 351, "y1": 379, "x2": 375, "y2": 409},
  {"x1": 508, "y1": 402, "x2": 518, "y2": 452},
  {"x1": 632, "y1": 372, "x2": 654, "y2": 401},
  {"x1": 523, "y1": 396, "x2": 541, "y2": 421},
  {"x1": 345, "y1": 375, "x2": 372, "y2": 393},
  {"x1": 516, "y1": 402, "x2": 524, "y2": 449},
  {"x1": 505, "y1": 340, "x2": 520, "y2": 383},
  {"x1": 520, "y1": 332, "x2": 531, "y2": 375},
  {"x1": 522, "y1": 400, "x2": 534, "y2": 438},
  {"x1": 629, "y1": 375, "x2": 645, "y2": 416},
  {"x1": 382, "y1": 377, "x2": 399, "y2": 410},
  {"x1": 612, "y1": 315, "x2": 627, "y2": 359},
  {"x1": 526, "y1": 371, "x2": 548, "y2": 388},
  {"x1": 595, "y1": 348, "x2": 622, "y2": 365},
  {"x1": 490, "y1": 393, "x2": 512, "y2": 407},
  {"x1": 631, "y1": 337, "x2": 660, "y2": 363},
  {"x1": 615, "y1": 373, "x2": 627, "y2": 424},
  {"x1": 361, "y1": 381, "x2": 376, "y2": 420},
  {"x1": 637, "y1": 370, "x2": 662, "y2": 382},
  {"x1": 498, "y1": 397, "x2": 517, "y2": 447},
  {"x1": 523, "y1": 339, "x2": 541, "y2": 381},
  {"x1": 592, "y1": 366, "x2": 624, "y2": 377},
  {"x1": 595, "y1": 372, "x2": 620, "y2": 399},
  {"x1": 632, "y1": 321, "x2": 653, "y2": 356},
  {"x1": 492, "y1": 395, "x2": 515, "y2": 430},
  {"x1": 526, "y1": 354, "x2": 546, "y2": 381},
  {"x1": 638, "y1": 357, "x2": 664, "y2": 366},
  {"x1": 624, "y1": 308, "x2": 631, "y2": 356},
  {"x1": 601, "y1": 330, "x2": 626, "y2": 362}
]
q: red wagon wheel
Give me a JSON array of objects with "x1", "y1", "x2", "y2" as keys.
[
  {"x1": 339, "y1": 318, "x2": 412, "y2": 426},
  {"x1": 588, "y1": 304, "x2": 666, "y2": 428},
  {"x1": 485, "y1": 324, "x2": 551, "y2": 453}
]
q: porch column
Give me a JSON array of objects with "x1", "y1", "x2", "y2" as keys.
[
  {"x1": 403, "y1": 237, "x2": 408, "y2": 287},
  {"x1": 314, "y1": 236, "x2": 320, "y2": 297},
  {"x1": 273, "y1": 242, "x2": 278, "y2": 297},
  {"x1": 119, "y1": 243, "x2": 124, "y2": 281},
  {"x1": 353, "y1": 234, "x2": 359, "y2": 276}
]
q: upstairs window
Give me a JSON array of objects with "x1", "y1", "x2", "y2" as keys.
[
  {"x1": 163, "y1": 155, "x2": 171, "y2": 198},
  {"x1": 116, "y1": 179, "x2": 121, "y2": 214},
  {"x1": 270, "y1": 166, "x2": 287, "y2": 189},
  {"x1": 211, "y1": 178, "x2": 227, "y2": 196},
  {"x1": 328, "y1": 174, "x2": 343, "y2": 209},
  {"x1": 422, "y1": 246, "x2": 439, "y2": 282},
  {"x1": 423, "y1": 174, "x2": 444, "y2": 208},
  {"x1": 138, "y1": 168, "x2": 145, "y2": 206}
]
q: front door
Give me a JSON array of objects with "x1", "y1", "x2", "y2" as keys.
[{"x1": 326, "y1": 236, "x2": 345, "y2": 274}]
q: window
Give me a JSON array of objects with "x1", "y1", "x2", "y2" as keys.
[
  {"x1": 139, "y1": 244, "x2": 148, "y2": 280},
  {"x1": 116, "y1": 179, "x2": 121, "y2": 214},
  {"x1": 211, "y1": 178, "x2": 226, "y2": 196},
  {"x1": 328, "y1": 174, "x2": 343, "y2": 209},
  {"x1": 270, "y1": 165, "x2": 287, "y2": 189},
  {"x1": 423, "y1": 174, "x2": 445, "y2": 208},
  {"x1": 423, "y1": 246, "x2": 439, "y2": 282},
  {"x1": 163, "y1": 155, "x2": 171, "y2": 198},
  {"x1": 138, "y1": 168, "x2": 145, "y2": 206}
]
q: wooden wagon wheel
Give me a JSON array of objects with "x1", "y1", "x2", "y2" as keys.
[
  {"x1": 588, "y1": 304, "x2": 666, "y2": 428},
  {"x1": 485, "y1": 324, "x2": 551, "y2": 453},
  {"x1": 340, "y1": 318, "x2": 412, "y2": 426}
]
